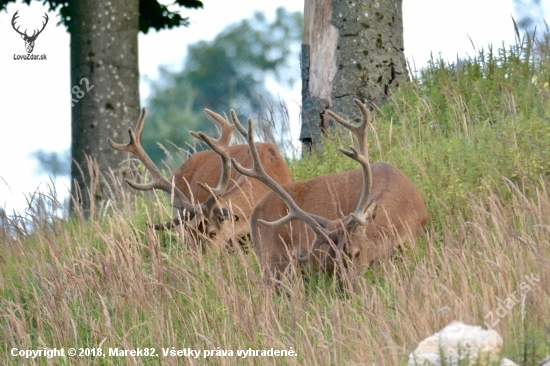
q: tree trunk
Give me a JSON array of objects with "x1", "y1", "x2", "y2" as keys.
[
  {"x1": 300, "y1": 0, "x2": 408, "y2": 150},
  {"x1": 69, "y1": 0, "x2": 140, "y2": 215}
]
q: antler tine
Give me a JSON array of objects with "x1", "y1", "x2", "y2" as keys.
[
  {"x1": 326, "y1": 99, "x2": 370, "y2": 153},
  {"x1": 231, "y1": 119, "x2": 330, "y2": 235},
  {"x1": 326, "y1": 99, "x2": 374, "y2": 226},
  {"x1": 107, "y1": 107, "x2": 194, "y2": 212},
  {"x1": 107, "y1": 108, "x2": 146, "y2": 153},
  {"x1": 190, "y1": 109, "x2": 236, "y2": 210},
  {"x1": 202, "y1": 109, "x2": 235, "y2": 148},
  {"x1": 230, "y1": 110, "x2": 249, "y2": 139},
  {"x1": 190, "y1": 130, "x2": 231, "y2": 197}
]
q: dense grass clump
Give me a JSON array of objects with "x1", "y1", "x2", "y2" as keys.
[{"x1": 1, "y1": 36, "x2": 549, "y2": 365}]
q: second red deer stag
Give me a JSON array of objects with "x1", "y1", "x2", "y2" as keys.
[
  {"x1": 231, "y1": 99, "x2": 428, "y2": 278},
  {"x1": 108, "y1": 108, "x2": 292, "y2": 250}
]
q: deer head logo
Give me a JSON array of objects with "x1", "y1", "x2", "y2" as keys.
[{"x1": 11, "y1": 11, "x2": 49, "y2": 54}]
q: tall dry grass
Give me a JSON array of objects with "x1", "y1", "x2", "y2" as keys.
[
  {"x1": 1, "y1": 33, "x2": 550, "y2": 365},
  {"x1": 1, "y1": 166, "x2": 548, "y2": 365}
]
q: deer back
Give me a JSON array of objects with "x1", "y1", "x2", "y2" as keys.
[
  {"x1": 173, "y1": 145, "x2": 251, "y2": 204},
  {"x1": 250, "y1": 162, "x2": 428, "y2": 275}
]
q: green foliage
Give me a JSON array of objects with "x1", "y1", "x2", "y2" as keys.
[
  {"x1": 142, "y1": 78, "x2": 205, "y2": 166},
  {"x1": 290, "y1": 36, "x2": 550, "y2": 231},
  {"x1": 0, "y1": 0, "x2": 203, "y2": 34},
  {"x1": 143, "y1": 7, "x2": 303, "y2": 166},
  {"x1": 184, "y1": 7, "x2": 303, "y2": 113}
]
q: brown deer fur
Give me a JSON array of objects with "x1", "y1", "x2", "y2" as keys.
[
  {"x1": 231, "y1": 99, "x2": 428, "y2": 280},
  {"x1": 250, "y1": 164, "x2": 428, "y2": 276}
]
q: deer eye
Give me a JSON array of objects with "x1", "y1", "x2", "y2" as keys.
[{"x1": 209, "y1": 231, "x2": 217, "y2": 239}]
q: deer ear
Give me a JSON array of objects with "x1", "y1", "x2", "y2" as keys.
[{"x1": 216, "y1": 207, "x2": 239, "y2": 222}]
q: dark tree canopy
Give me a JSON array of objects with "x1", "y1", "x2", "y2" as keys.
[{"x1": 0, "y1": 0, "x2": 203, "y2": 33}]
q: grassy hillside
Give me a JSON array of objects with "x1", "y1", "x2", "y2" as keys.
[{"x1": 1, "y1": 36, "x2": 549, "y2": 365}]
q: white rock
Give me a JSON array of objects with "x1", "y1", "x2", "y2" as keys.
[
  {"x1": 500, "y1": 357, "x2": 519, "y2": 366},
  {"x1": 540, "y1": 355, "x2": 550, "y2": 366},
  {"x1": 407, "y1": 321, "x2": 503, "y2": 366}
]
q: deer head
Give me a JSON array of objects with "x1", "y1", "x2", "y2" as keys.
[
  {"x1": 184, "y1": 111, "x2": 240, "y2": 248},
  {"x1": 12, "y1": 11, "x2": 49, "y2": 54}
]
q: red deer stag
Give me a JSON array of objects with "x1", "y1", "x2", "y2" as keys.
[
  {"x1": 231, "y1": 99, "x2": 428, "y2": 278},
  {"x1": 108, "y1": 108, "x2": 292, "y2": 250}
]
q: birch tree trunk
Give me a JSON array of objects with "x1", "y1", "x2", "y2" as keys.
[
  {"x1": 300, "y1": 0, "x2": 407, "y2": 150},
  {"x1": 69, "y1": 0, "x2": 140, "y2": 215}
]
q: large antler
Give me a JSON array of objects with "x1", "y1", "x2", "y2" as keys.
[
  {"x1": 107, "y1": 108, "x2": 196, "y2": 216},
  {"x1": 231, "y1": 117, "x2": 332, "y2": 239},
  {"x1": 190, "y1": 109, "x2": 236, "y2": 213},
  {"x1": 232, "y1": 100, "x2": 374, "y2": 263},
  {"x1": 326, "y1": 99, "x2": 375, "y2": 227}
]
